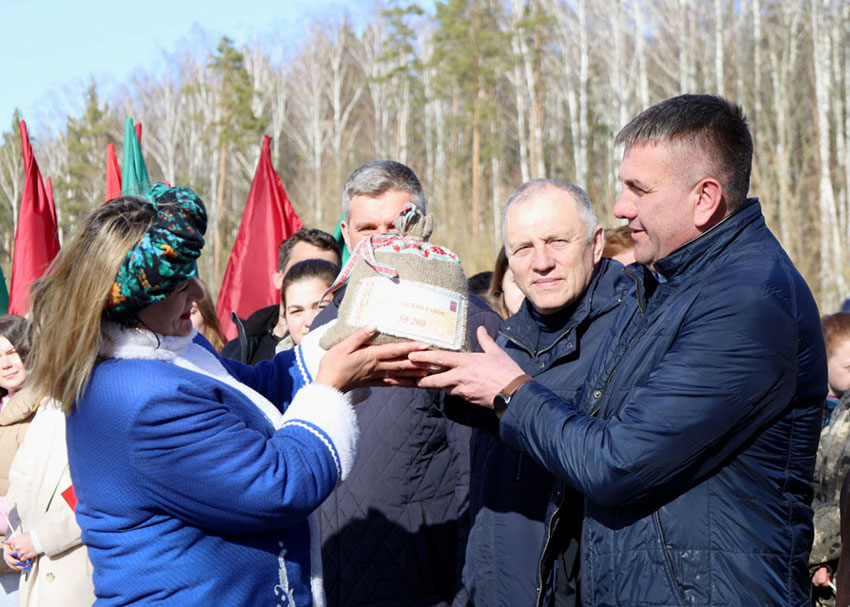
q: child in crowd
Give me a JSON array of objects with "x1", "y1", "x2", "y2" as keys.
[
  {"x1": 809, "y1": 313, "x2": 850, "y2": 603},
  {"x1": 823, "y1": 313, "x2": 850, "y2": 427},
  {"x1": 279, "y1": 260, "x2": 340, "y2": 349}
]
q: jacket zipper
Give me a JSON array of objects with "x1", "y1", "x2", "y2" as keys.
[
  {"x1": 654, "y1": 512, "x2": 687, "y2": 607},
  {"x1": 535, "y1": 272, "x2": 646, "y2": 604},
  {"x1": 536, "y1": 487, "x2": 567, "y2": 607},
  {"x1": 628, "y1": 269, "x2": 646, "y2": 316}
]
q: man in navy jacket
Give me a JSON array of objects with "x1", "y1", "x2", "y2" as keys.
[
  {"x1": 413, "y1": 95, "x2": 827, "y2": 606},
  {"x1": 463, "y1": 179, "x2": 630, "y2": 607}
]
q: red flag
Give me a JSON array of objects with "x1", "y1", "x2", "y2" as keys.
[
  {"x1": 217, "y1": 136, "x2": 303, "y2": 340},
  {"x1": 45, "y1": 177, "x2": 56, "y2": 223},
  {"x1": 135, "y1": 122, "x2": 142, "y2": 145},
  {"x1": 105, "y1": 143, "x2": 122, "y2": 202},
  {"x1": 61, "y1": 485, "x2": 78, "y2": 511},
  {"x1": 9, "y1": 121, "x2": 60, "y2": 315}
]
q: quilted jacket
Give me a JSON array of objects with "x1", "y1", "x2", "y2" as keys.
[
  {"x1": 464, "y1": 258, "x2": 630, "y2": 607},
  {"x1": 312, "y1": 289, "x2": 501, "y2": 607},
  {"x1": 500, "y1": 200, "x2": 827, "y2": 606}
]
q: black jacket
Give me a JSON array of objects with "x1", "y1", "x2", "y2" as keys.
[
  {"x1": 221, "y1": 305, "x2": 281, "y2": 365},
  {"x1": 313, "y1": 288, "x2": 501, "y2": 607}
]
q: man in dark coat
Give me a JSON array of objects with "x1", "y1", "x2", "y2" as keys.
[
  {"x1": 412, "y1": 95, "x2": 827, "y2": 606},
  {"x1": 221, "y1": 228, "x2": 340, "y2": 364},
  {"x1": 312, "y1": 160, "x2": 501, "y2": 607},
  {"x1": 462, "y1": 179, "x2": 630, "y2": 607}
]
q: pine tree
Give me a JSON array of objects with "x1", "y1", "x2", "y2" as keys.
[
  {"x1": 63, "y1": 81, "x2": 116, "y2": 232},
  {"x1": 381, "y1": 1, "x2": 425, "y2": 166},
  {"x1": 432, "y1": 0, "x2": 509, "y2": 257},
  {"x1": 208, "y1": 36, "x2": 264, "y2": 280}
]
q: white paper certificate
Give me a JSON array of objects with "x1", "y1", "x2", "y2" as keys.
[{"x1": 346, "y1": 277, "x2": 466, "y2": 350}]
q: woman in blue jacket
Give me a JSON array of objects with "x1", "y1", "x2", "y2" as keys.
[{"x1": 24, "y1": 184, "x2": 422, "y2": 606}]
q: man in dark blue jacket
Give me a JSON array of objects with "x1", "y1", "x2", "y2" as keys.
[
  {"x1": 413, "y1": 95, "x2": 827, "y2": 606},
  {"x1": 463, "y1": 179, "x2": 630, "y2": 607},
  {"x1": 312, "y1": 160, "x2": 501, "y2": 607}
]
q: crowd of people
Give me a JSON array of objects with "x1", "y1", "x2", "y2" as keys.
[{"x1": 0, "y1": 92, "x2": 843, "y2": 607}]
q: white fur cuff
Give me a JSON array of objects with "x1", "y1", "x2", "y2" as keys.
[
  {"x1": 297, "y1": 320, "x2": 335, "y2": 382},
  {"x1": 279, "y1": 383, "x2": 359, "y2": 481}
]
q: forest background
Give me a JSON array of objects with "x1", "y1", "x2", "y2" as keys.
[{"x1": 1, "y1": 0, "x2": 848, "y2": 311}]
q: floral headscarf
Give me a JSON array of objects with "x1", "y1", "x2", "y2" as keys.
[{"x1": 104, "y1": 183, "x2": 207, "y2": 322}]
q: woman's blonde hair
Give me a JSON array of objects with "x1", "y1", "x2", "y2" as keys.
[{"x1": 28, "y1": 197, "x2": 156, "y2": 413}]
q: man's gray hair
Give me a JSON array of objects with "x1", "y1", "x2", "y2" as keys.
[
  {"x1": 342, "y1": 161, "x2": 426, "y2": 221},
  {"x1": 502, "y1": 179, "x2": 599, "y2": 243},
  {"x1": 614, "y1": 94, "x2": 753, "y2": 210}
]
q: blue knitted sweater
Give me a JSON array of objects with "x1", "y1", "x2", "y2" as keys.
[{"x1": 66, "y1": 329, "x2": 356, "y2": 606}]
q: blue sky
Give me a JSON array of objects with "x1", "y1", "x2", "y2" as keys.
[{"x1": 0, "y1": 0, "x2": 383, "y2": 134}]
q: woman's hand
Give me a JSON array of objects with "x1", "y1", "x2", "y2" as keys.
[
  {"x1": 3, "y1": 533, "x2": 37, "y2": 571},
  {"x1": 316, "y1": 325, "x2": 429, "y2": 392},
  {"x1": 6, "y1": 533, "x2": 37, "y2": 561},
  {"x1": 2, "y1": 542, "x2": 19, "y2": 571}
]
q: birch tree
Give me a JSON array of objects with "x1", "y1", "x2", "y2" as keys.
[
  {"x1": 811, "y1": 0, "x2": 843, "y2": 308},
  {"x1": 714, "y1": 0, "x2": 724, "y2": 94},
  {"x1": 767, "y1": 0, "x2": 802, "y2": 255},
  {"x1": 327, "y1": 19, "x2": 365, "y2": 186},
  {"x1": 289, "y1": 25, "x2": 330, "y2": 223},
  {"x1": 359, "y1": 22, "x2": 390, "y2": 158}
]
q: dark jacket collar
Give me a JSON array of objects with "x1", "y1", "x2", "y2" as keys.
[
  {"x1": 652, "y1": 198, "x2": 763, "y2": 282},
  {"x1": 500, "y1": 257, "x2": 628, "y2": 356},
  {"x1": 238, "y1": 304, "x2": 280, "y2": 337}
]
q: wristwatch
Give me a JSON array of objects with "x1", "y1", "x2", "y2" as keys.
[{"x1": 493, "y1": 374, "x2": 533, "y2": 418}]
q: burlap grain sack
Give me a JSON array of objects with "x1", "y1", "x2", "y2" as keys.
[{"x1": 319, "y1": 203, "x2": 469, "y2": 352}]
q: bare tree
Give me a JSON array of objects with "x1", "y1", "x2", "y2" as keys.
[
  {"x1": 751, "y1": 0, "x2": 762, "y2": 136},
  {"x1": 326, "y1": 19, "x2": 365, "y2": 187},
  {"x1": 811, "y1": 0, "x2": 844, "y2": 308},
  {"x1": 358, "y1": 22, "x2": 390, "y2": 158},
  {"x1": 289, "y1": 24, "x2": 330, "y2": 223},
  {"x1": 10, "y1": 0, "x2": 850, "y2": 308},
  {"x1": 714, "y1": 0, "x2": 725, "y2": 94},
  {"x1": 633, "y1": 0, "x2": 650, "y2": 108},
  {"x1": 133, "y1": 61, "x2": 184, "y2": 184}
]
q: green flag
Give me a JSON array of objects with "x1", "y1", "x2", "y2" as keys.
[
  {"x1": 121, "y1": 117, "x2": 150, "y2": 197},
  {"x1": 0, "y1": 266, "x2": 8, "y2": 316},
  {"x1": 332, "y1": 213, "x2": 351, "y2": 267}
]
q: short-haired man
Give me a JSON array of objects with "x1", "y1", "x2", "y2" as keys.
[
  {"x1": 412, "y1": 95, "x2": 826, "y2": 606},
  {"x1": 275, "y1": 228, "x2": 342, "y2": 284},
  {"x1": 312, "y1": 160, "x2": 501, "y2": 607},
  {"x1": 463, "y1": 179, "x2": 629, "y2": 607},
  {"x1": 222, "y1": 228, "x2": 340, "y2": 364}
]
